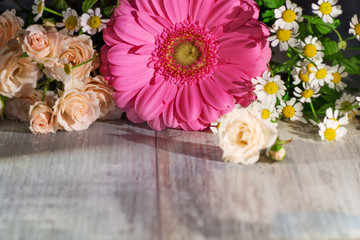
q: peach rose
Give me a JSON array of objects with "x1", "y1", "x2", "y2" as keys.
[
  {"x1": 4, "y1": 89, "x2": 57, "y2": 121},
  {"x1": 0, "y1": 10, "x2": 24, "y2": 49},
  {"x1": 29, "y1": 101, "x2": 57, "y2": 134},
  {"x1": 83, "y1": 75, "x2": 115, "y2": 118},
  {"x1": 0, "y1": 41, "x2": 43, "y2": 98},
  {"x1": 19, "y1": 24, "x2": 68, "y2": 67},
  {"x1": 54, "y1": 88, "x2": 100, "y2": 131},
  {"x1": 44, "y1": 34, "x2": 98, "y2": 84},
  {"x1": 218, "y1": 107, "x2": 278, "y2": 165}
]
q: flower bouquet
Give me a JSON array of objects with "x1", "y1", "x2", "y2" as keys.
[{"x1": 0, "y1": 0, "x2": 359, "y2": 164}]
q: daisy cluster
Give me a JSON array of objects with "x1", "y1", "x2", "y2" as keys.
[{"x1": 254, "y1": 0, "x2": 360, "y2": 142}]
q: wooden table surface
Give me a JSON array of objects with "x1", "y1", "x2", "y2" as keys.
[{"x1": 0, "y1": 118, "x2": 360, "y2": 240}]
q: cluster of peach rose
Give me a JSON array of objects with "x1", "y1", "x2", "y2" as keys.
[{"x1": 0, "y1": 9, "x2": 118, "y2": 134}]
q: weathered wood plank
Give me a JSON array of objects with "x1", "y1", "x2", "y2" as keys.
[
  {"x1": 0, "y1": 119, "x2": 159, "y2": 240},
  {"x1": 157, "y1": 120, "x2": 360, "y2": 240}
]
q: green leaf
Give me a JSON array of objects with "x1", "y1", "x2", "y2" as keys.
[
  {"x1": 18, "y1": 52, "x2": 29, "y2": 58},
  {"x1": 316, "y1": 103, "x2": 333, "y2": 114},
  {"x1": 262, "y1": 9, "x2": 274, "y2": 18},
  {"x1": 334, "y1": 56, "x2": 360, "y2": 75},
  {"x1": 103, "y1": 6, "x2": 114, "y2": 18},
  {"x1": 255, "y1": 0, "x2": 263, "y2": 6},
  {"x1": 306, "y1": 22, "x2": 313, "y2": 35},
  {"x1": 82, "y1": 0, "x2": 99, "y2": 13},
  {"x1": 322, "y1": 38, "x2": 339, "y2": 56},
  {"x1": 263, "y1": 0, "x2": 285, "y2": 9},
  {"x1": 310, "y1": 18, "x2": 340, "y2": 35},
  {"x1": 50, "y1": 0, "x2": 67, "y2": 12}
]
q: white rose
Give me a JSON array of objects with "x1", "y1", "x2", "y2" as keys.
[{"x1": 218, "y1": 107, "x2": 278, "y2": 165}]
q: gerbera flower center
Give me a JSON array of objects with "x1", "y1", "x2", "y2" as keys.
[
  {"x1": 262, "y1": 109, "x2": 270, "y2": 119},
  {"x1": 332, "y1": 72, "x2": 342, "y2": 84},
  {"x1": 341, "y1": 101, "x2": 351, "y2": 109},
  {"x1": 324, "y1": 128, "x2": 336, "y2": 141},
  {"x1": 264, "y1": 82, "x2": 279, "y2": 95},
  {"x1": 355, "y1": 24, "x2": 360, "y2": 35},
  {"x1": 65, "y1": 16, "x2": 78, "y2": 30},
  {"x1": 282, "y1": 10, "x2": 296, "y2": 23},
  {"x1": 315, "y1": 68, "x2": 327, "y2": 79},
  {"x1": 319, "y1": 2, "x2": 332, "y2": 15},
  {"x1": 152, "y1": 21, "x2": 219, "y2": 85},
  {"x1": 88, "y1": 16, "x2": 101, "y2": 29},
  {"x1": 302, "y1": 89, "x2": 314, "y2": 98},
  {"x1": 282, "y1": 105, "x2": 295, "y2": 118},
  {"x1": 276, "y1": 29, "x2": 292, "y2": 42},
  {"x1": 304, "y1": 44, "x2": 317, "y2": 58},
  {"x1": 299, "y1": 70, "x2": 309, "y2": 82}
]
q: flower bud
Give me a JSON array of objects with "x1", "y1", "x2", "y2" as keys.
[
  {"x1": 269, "y1": 146, "x2": 286, "y2": 161},
  {"x1": 338, "y1": 41, "x2": 347, "y2": 50}
]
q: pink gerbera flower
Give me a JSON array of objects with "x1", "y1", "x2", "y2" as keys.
[{"x1": 100, "y1": 0, "x2": 271, "y2": 130}]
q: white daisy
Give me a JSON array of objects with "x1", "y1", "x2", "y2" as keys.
[
  {"x1": 252, "y1": 71, "x2": 286, "y2": 105},
  {"x1": 291, "y1": 59, "x2": 322, "y2": 85},
  {"x1": 80, "y1": 8, "x2": 110, "y2": 35},
  {"x1": 274, "y1": 0, "x2": 303, "y2": 31},
  {"x1": 293, "y1": 83, "x2": 320, "y2": 103},
  {"x1": 309, "y1": 63, "x2": 335, "y2": 88},
  {"x1": 251, "y1": 101, "x2": 279, "y2": 122},
  {"x1": 312, "y1": 0, "x2": 342, "y2": 24},
  {"x1": 32, "y1": 0, "x2": 45, "y2": 22},
  {"x1": 318, "y1": 119, "x2": 346, "y2": 142},
  {"x1": 56, "y1": 8, "x2": 80, "y2": 35},
  {"x1": 297, "y1": 35, "x2": 325, "y2": 62},
  {"x1": 349, "y1": 14, "x2": 360, "y2": 41},
  {"x1": 323, "y1": 107, "x2": 348, "y2": 128},
  {"x1": 268, "y1": 25, "x2": 299, "y2": 51},
  {"x1": 328, "y1": 64, "x2": 348, "y2": 91},
  {"x1": 335, "y1": 93, "x2": 360, "y2": 118},
  {"x1": 277, "y1": 98, "x2": 304, "y2": 122}
]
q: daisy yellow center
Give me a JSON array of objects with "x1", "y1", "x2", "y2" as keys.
[
  {"x1": 315, "y1": 68, "x2": 327, "y2": 79},
  {"x1": 282, "y1": 105, "x2": 295, "y2": 118},
  {"x1": 65, "y1": 16, "x2": 78, "y2": 30},
  {"x1": 302, "y1": 89, "x2": 314, "y2": 98},
  {"x1": 355, "y1": 24, "x2": 360, "y2": 35},
  {"x1": 304, "y1": 44, "x2": 317, "y2": 58},
  {"x1": 319, "y1": 2, "x2": 332, "y2": 15},
  {"x1": 88, "y1": 16, "x2": 101, "y2": 29},
  {"x1": 174, "y1": 42, "x2": 201, "y2": 66},
  {"x1": 341, "y1": 101, "x2": 351, "y2": 109},
  {"x1": 324, "y1": 128, "x2": 336, "y2": 141},
  {"x1": 332, "y1": 72, "x2": 342, "y2": 84},
  {"x1": 276, "y1": 29, "x2": 292, "y2": 42},
  {"x1": 37, "y1": 1, "x2": 44, "y2": 14},
  {"x1": 307, "y1": 63, "x2": 315, "y2": 73},
  {"x1": 299, "y1": 70, "x2": 309, "y2": 82},
  {"x1": 64, "y1": 63, "x2": 71, "y2": 75},
  {"x1": 262, "y1": 109, "x2": 270, "y2": 119},
  {"x1": 282, "y1": 9, "x2": 296, "y2": 23},
  {"x1": 264, "y1": 82, "x2": 279, "y2": 95}
]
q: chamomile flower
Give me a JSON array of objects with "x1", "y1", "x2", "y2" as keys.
[
  {"x1": 291, "y1": 60, "x2": 321, "y2": 85},
  {"x1": 293, "y1": 83, "x2": 320, "y2": 103},
  {"x1": 252, "y1": 71, "x2": 286, "y2": 105},
  {"x1": 56, "y1": 8, "x2": 79, "y2": 35},
  {"x1": 349, "y1": 14, "x2": 360, "y2": 41},
  {"x1": 268, "y1": 25, "x2": 299, "y2": 51},
  {"x1": 80, "y1": 8, "x2": 110, "y2": 35},
  {"x1": 274, "y1": 0, "x2": 303, "y2": 31},
  {"x1": 335, "y1": 93, "x2": 360, "y2": 118},
  {"x1": 32, "y1": 0, "x2": 45, "y2": 22},
  {"x1": 309, "y1": 63, "x2": 335, "y2": 88},
  {"x1": 312, "y1": 0, "x2": 342, "y2": 24},
  {"x1": 328, "y1": 64, "x2": 348, "y2": 91},
  {"x1": 297, "y1": 36, "x2": 325, "y2": 62},
  {"x1": 357, "y1": 97, "x2": 360, "y2": 107},
  {"x1": 258, "y1": 101, "x2": 279, "y2": 121},
  {"x1": 318, "y1": 119, "x2": 346, "y2": 142},
  {"x1": 323, "y1": 107, "x2": 348, "y2": 128},
  {"x1": 277, "y1": 98, "x2": 304, "y2": 122}
]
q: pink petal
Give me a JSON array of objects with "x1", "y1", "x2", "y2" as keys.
[
  {"x1": 204, "y1": 0, "x2": 239, "y2": 28},
  {"x1": 107, "y1": 48, "x2": 150, "y2": 66},
  {"x1": 134, "y1": 44, "x2": 155, "y2": 55},
  {"x1": 148, "y1": 116, "x2": 166, "y2": 130},
  {"x1": 199, "y1": 78, "x2": 233, "y2": 110},
  {"x1": 219, "y1": 38, "x2": 260, "y2": 64},
  {"x1": 189, "y1": 0, "x2": 214, "y2": 23},
  {"x1": 163, "y1": 0, "x2": 188, "y2": 24},
  {"x1": 111, "y1": 69, "x2": 154, "y2": 91},
  {"x1": 109, "y1": 64, "x2": 151, "y2": 77},
  {"x1": 134, "y1": 81, "x2": 169, "y2": 121},
  {"x1": 114, "y1": 89, "x2": 139, "y2": 109},
  {"x1": 126, "y1": 107, "x2": 145, "y2": 123},
  {"x1": 114, "y1": 1, "x2": 135, "y2": 16},
  {"x1": 114, "y1": 15, "x2": 155, "y2": 45},
  {"x1": 180, "y1": 119, "x2": 208, "y2": 131},
  {"x1": 212, "y1": 65, "x2": 250, "y2": 91},
  {"x1": 176, "y1": 84, "x2": 202, "y2": 122},
  {"x1": 102, "y1": 19, "x2": 123, "y2": 47},
  {"x1": 162, "y1": 100, "x2": 181, "y2": 128},
  {"x1": 136, "y1": 12, "x2": 169, "y2": 35},
  {"x1": 199, "y1": 102, "x2": 220, "y2": 123}
]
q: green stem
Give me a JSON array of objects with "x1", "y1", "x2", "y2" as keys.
[
  {"x1": 44, "y1": 7, "x2": 63, "y2": 17},
  {"x1": 72, "y1": 55, "x2": 98, "y2": 69},
  {"x1": 42, "y1": 81, "x2": 49, "y2": 102},
  {"x1": 315, "y1": 22, "x2": 342, "y2": 41},
  {"x1": 290, "y1": 47, "x2": 318, "y2": 70},
  {"x1": 338, "y1": 105, "x2": 359, "y2": 112},
  {"x1": 309, "y1": 100, "x2": 319, "y2": 123},
  {"x1": 345, "y1": 35, "x2": 356, "y2": 42}
]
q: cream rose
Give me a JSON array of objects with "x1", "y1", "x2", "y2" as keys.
[
  {"x1": 54, "y1": 88, "x2": 100, "y2": 131},
  {"x1": 44, "y1": 34, "x2": 98, "y2": 84},
  {"x1": 83, "y1": 75, "x2": 115, "y2": 118},
  {"x1": 0, "y1": 10, "x2": 24, "y2": 49},
  {"x1": 19, "y1": 24, "x2": 67, "y2": 67},
  {"x1": 218, "y1": 107, "x2": 278, "y2": 165},
  {"x1": 0, "y1": 41, "x2": 43, "y2": 98},
  {"x1": 4, "y1": 90, "x2": 57, "y2": 121},
  {"x1": 29, "y1": 101, "x2": 57, "y2": 134}
]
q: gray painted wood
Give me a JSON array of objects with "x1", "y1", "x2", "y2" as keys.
[{"x1": 1, "y1": 118, "x2": 360, "y2": 239}]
